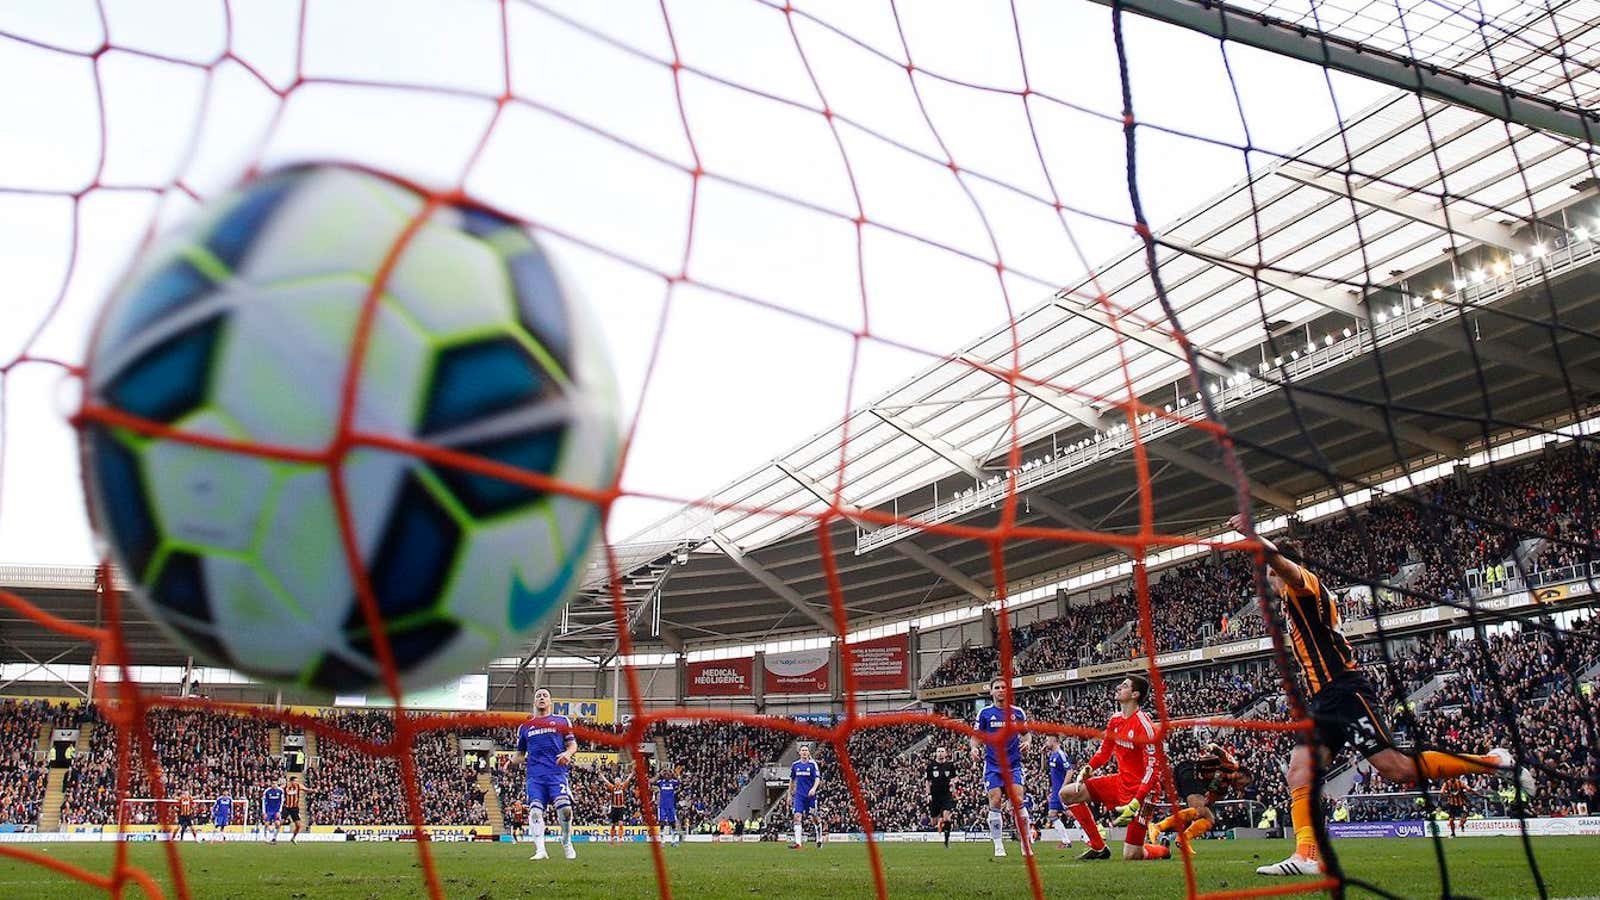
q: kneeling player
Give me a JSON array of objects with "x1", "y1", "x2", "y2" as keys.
[
  {"x1": 262, "y1": 781, "x2": 285, "y2": 844},
  {"x1": 925, "y1": 747, "x2": 958, "y2": 848},
  {"x1": 1152, "y1": 743, "x2": 1252, "y2": 850},
  {"x1": 1057, "y1": 675, "x2": 1168, "y2": 861},
  {"x1": 971, "y1": 676, "x2": 1034, "y2": 858},
  {"x1": 517, "y1": 688, "x2": 579, "y2": 861},
  {"x1": 789, "y1": 744, "x2": 823, "y2": 849}
]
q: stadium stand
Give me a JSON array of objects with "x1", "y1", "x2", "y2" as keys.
[
  {"x1": 306, "y1": 711, "x2": 486, "y2": 827},
  {"x1": 60, "y1": 706, "x2": 280, "y2": 826},
  {"x1": 15, "y1": 451, "x2": 1600, "y2": 834},
  {"x1": 0, "y1": 699, "x2": 56, "y2": 827},
  {"x1": 922, "y1": 449, "x2": 1599, "y2": 688}
]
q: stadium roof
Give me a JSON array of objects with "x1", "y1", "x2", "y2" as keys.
[{"x1": 6, "y1": 0, "x2": 1600, "y2": 672}]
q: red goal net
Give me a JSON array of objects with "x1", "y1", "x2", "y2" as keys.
[{"x1": 2, "y1": 1, "x2": 1596, "y2": 899}]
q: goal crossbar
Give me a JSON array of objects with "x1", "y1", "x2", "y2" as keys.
[{"x1": 1084, "y1": 0, "x2": 1600, "y2": 144}]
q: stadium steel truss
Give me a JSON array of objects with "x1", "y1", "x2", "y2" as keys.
[{"x1": 6, "y1": 0, "x2": 1600, "y2": 686}]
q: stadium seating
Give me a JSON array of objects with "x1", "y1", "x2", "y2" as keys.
[
  {"x1": 0, "y1": 699, "x2": 58, "y2": 827},
  {"x1": 23, "y1": 448, "x2": 1600, "y2": 832},
  {"x1": 306, "y1": 710, "x2": 486, "y2": 826},
  {"x1": 60, "y1": 706, "x2": 281, "y2": 826},
  {"x1": 923, "y1": 449, "x2": 1599, "y2": 689}
]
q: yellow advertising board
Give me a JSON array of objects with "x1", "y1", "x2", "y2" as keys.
[{"x1": 550, "y1": 697, "x2": 615, "y2": 724}]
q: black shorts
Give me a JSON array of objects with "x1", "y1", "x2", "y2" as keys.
[
  {"x1": 1444, "y1": 803, "x2": 1466, "y2": 817},
  {"x1": 177, "y1": 814, "x2": 192, "y2": 828},
  {"x1": 285, "y1": 806, "x2": 300, "y2": 823},
  {"x1": 1308, "y1": 671, "x2": 1395, "y2": 758},
  {"x1": 1173, "y1": 761, "x2": 1211, "y2": 801},
  {"x1": 929, "y1": 793, "x2": 956, "y2": 817},
  {"x1": 609, "y1": 806, "x2": 627, "y2": 825}
]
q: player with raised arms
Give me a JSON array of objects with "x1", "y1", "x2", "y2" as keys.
[
  {"x1": 176, "y1": 792, "x2": 197, "y2": 842},
  {"x1": 604, "y1": 769, "x2": 631, "y2": 846},
  {"x1": 262, "y1": 780, "x2": 285, "y2": 844},
  {"x1": 1057, "y1": 675, "x2": 1170, "y2": 861},
  {"x1": 970, "y1": 676, "x2": 1034, "y2": 858},
  {"x1": 516, "y1": 687, "x2": 579, "y2": 861},
  {"x1": 1151, "y1": 741, "x2": 1252, "y2": 850},
  {"x1": 924, "y1": 746, "x2": 959, "y2": 848},
  {"x1": 283, "y1": 778, "x2": 311, "y2": 844},
  {"x1": 1043, "y1": 734, "x2": 1075, "y2": 849},
  {"x1": 654, "y1": 765, "x2": 682, "y2": 848},
  {"x1": 1227, "y1": 513, "x2": 1536, "y2": 876},
  {"x1": 211, "y1": 792, "x2": 233, "y2": 841},
  {"x1": 788, "y1": 744, "x2": 823, "y2": 849}
]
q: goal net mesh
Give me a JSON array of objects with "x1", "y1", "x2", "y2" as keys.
[{"x1": 1, "y1": 1, "x2": 1597, "y2": 898}]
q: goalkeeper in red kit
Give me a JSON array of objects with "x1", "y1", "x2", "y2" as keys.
[{"x1": 1056, "y1": 675, "x2": 1170, "y2": 861}]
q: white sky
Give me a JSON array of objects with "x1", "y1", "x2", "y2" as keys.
[{"x1": 0, "y1": 0, "x2": 1395, "y2": 566}]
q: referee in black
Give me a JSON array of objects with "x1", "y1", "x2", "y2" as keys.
[{"x1": 926, "y1": 746, "x2": 959, "y2": 847}]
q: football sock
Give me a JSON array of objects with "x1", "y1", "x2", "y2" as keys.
[
  {"x1": 1019, "y1": 808, "x2": 1033, "y2": 851},
  {"x1": 1291, "y1": 785, "x2": 1318, "y2": 860},
  {"x1": 942, "y1": 820, "x2": 951, "y2": 846},
  {"x1": 1070, "y1": 804, "x2": 1105, "y2": 851},
  {"x1": 1141, "y1": 843, "x2": 1171, "y2": 859},
  {"x1": 1183, "y1": 817, "x2": 1213, "y2": 841},
  {"x1": 987, "y1": 808, "x2": 1004, "y2": 847},
  {"x1": 1156, "y1": 808, "x2": 1198, "y2": 834},
  {"x1": 558, "y1": 808, "x2": 573, "y2": 846},
  {"x1": 1416, "y1": 751, "x2": 1499, "y2": 780},
  {"x1": 530, "y1": 810, "x2": 546, "y2": 853},
  {"x1": 795, "y1": 819, "x2": 803, "y2": 845}
]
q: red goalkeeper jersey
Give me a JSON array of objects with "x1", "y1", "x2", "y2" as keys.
[{"x1": 1087, "y1": 709, "x2": 1160, "y2": 802}]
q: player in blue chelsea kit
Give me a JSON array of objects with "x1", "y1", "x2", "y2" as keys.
[
  {"x1": 788, "y1": 744, "x2": 823, "y2": 849},
  {"x1": 970, "y1": 676, "x2": 1034, "y2": 857},
  {"x1": 516, "y1": 688, "x2": 579, "y2": 861},
  {"x1": 212, "y1": 793, "x2": 233, "y2": 840},
  {"x1": 1043, "y1": 734, "x2": 1075, "y2": 849},
  {"x1": 262, "y1": 781, "x2": 285, "y2": 844},
  {"x1": 654, "y1": 765, "x2": 682, "y2": 847}
]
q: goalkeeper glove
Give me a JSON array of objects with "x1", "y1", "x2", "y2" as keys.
[{"x1": 1112, "y1": 798, "x2": 1141, "y2": 826}]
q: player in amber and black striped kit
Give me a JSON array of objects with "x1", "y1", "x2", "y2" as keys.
[
  {"x1": 1228, "y1": 513, "x2": 1536, "y2": 876},
  {"x1": 1151, "y1": 742, "x2": 1252, "y2": 848}
]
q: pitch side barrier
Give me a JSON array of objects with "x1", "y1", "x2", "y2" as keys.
[
  {"x1": 1329, "y1": 817, "x2": 1600, "y2": 838},
  {"x1": 919, "y1": 575, "x2": 1599, "y2": 701}
]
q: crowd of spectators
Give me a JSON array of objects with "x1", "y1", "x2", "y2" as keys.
[
  {"x1": 304, "y1": 710, "x2": 486, "y2": 826},
  {"x1": 60, "y1": 706, "x2": 282, "y2": 826},
  {"x1": 921, "y1": 448, "x2": 1600, "y2": 689},
  {"x1": 0, "y1": 700, "x2": 60, "y2": 827}
]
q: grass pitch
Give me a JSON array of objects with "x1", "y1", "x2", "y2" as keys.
[{"x1": 0, "y1": 837, "x2": 1594, "y2": 899}]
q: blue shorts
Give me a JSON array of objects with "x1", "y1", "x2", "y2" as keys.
[
  {"x1": 1047, "y1": 797, "x2": 1066, "y2": 813},
  {"x1": 264, "y1": 806, "x2": 282, "y2": 823},
  {"x1": 984, "y1": 766, "x2": 1025, "y2": 792},
  {"x1": 526, "y1": 777, "x2": 572, "y2": 811},
  {"x1": 658, "y1": 806, "x2": 676, "y2": 825},
  {"x1": 213, "y1": 814, "x2": 230, "y2": 828},
  {"x1": 792, "y1": 791, "x2": 817, "y2": 814}
]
